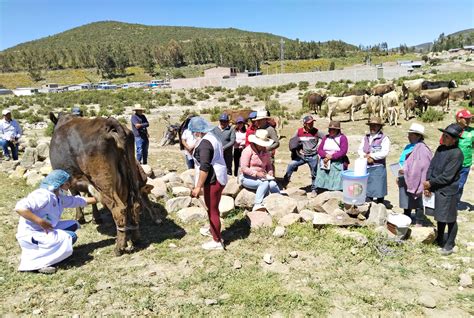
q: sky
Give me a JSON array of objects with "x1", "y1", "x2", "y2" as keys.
[{"x1": 0, "y1": 0, "x2": 473, "y2": 51}]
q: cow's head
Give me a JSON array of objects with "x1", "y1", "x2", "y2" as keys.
[{"x1": 450, "y1": 80, "x2": 457, "y2": 88}]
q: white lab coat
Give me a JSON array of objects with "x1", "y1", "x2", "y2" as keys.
[{"x1": 15, "y1": 188, "x2": 87, "y2": 271}]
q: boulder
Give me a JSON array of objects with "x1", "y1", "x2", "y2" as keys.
[
  {"x1": 278, "y1": 213, "x2": 302, "y2": 227},
  {"x1": 26, "y1": 170, "x2": 43, "y2": 186},
  {"x1": 313, "y1": 212, "x2": 336, "y2": 227},
  {"x1": 334, "y1": 228, "x2": 369, "y2": 245},
  {"x1": 322, "y1": 198, "x2": 342, "y2": 214},
  {"x1": 272, "y1": 226, "x2": 286, "y2": 238},
  {"x1": 160, "y1": 172, "x2": 182, "y2": 183},
  {"x1": 20, "y1": 147, "x2": 38, "y2": 168},
  {"x1": 312, "y1": 191, "x2": 343, "y2": 207},
  {"x1": 172, "y1": 186, "x2": 191, "y2": 197},
  {"x1": 459, "y1": 273, "x2": 472, "y2": 288},
  {"x1": 418, "y1": 294, "x2": 436, "y2": 308},
  {"x1": 9, "y1": 166, "x2": 26, "y2": 179},
  {"x1": 263, "y1": 194, "x2": 298, "y2": 220},
  {"x1": 179, "y1": 169, "x2": 195, "y2": 187},
  {"x1": 148, "y1": 178, "x2": 168, "y2": 199},
  {"x1": 191, "y1": 198, "x2": 206, "y2": 208},
  {"x1": 299, "y1": 209, "x2": 315, "y2": 222},
  {"x1": 246, "y1": 211, "x2": 272, "y2": 228},
  {"x1": 39, "y1": 165, "x2": 52, "y2": 176},
  {"x1": 166, "y1": 197, "x2": 192, "y2": 213},
  {"x1": 219, "y1": 196, "x2": 235, "y2": 217},
  {"x1": 409, "y1": 227, "x2": 437, "y2": 244},
  {"x1": 36, "y1": 142, "x2": 50, "y2": 161},
  {"x1": 141, "y1": 165, "x2": 154, "y2": 178},
  {"x1": 222, "y1": 177, "x2": 241, "y2": 198},
  {"x1": 366, "y1": 203, "x2": 388, "y2": 226},
  {"x1": 296, "y1": 198, "x2": 310, "y2": 212},
  {"x1": 263, "y1": 253, "x2": 274, "y2": 265},
  {"x1": 345, "y1": 202, "x2": 370, "y2": 216},
  {"x1": 176, "y1": 207, "x2": 207, "y2": 223},
  {"x1": 235, "y1": 189, "x2": 256, "y2": 209},
  {"x1": 285, "y1": 187, "x2": 307, "y2": 198},
  {"x1": 0, "y1": 160, "x2": 20, "y2": 173}
]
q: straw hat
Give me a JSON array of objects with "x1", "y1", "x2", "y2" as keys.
[
  {"x1": 407, "y1": 123, "x2": 426, "y2": 137},
  {"x1": 253, "y1": 110, "x2": 269, "y2": 121},
  {"x1": 133, "y1": 104, "x2": 145, "y2": 111},
  {"x1": 366, "y1": 117, "x2": 384, "y2": 126},
  {"x1": 248, "y1": 129, "x2": 274, "y2": 147},
  {"x1": 328, "y1": 120, "x2": 341, "y2": 130}
]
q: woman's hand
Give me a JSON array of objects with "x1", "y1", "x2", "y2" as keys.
[
  {"x1": 323, "y1": 157, "x2": 330, "y2": 164},
  {"x1": 423, "y1": 189, "x2": 432, "y2": 197},
  {"x1": 398, "y1": 169, "x2": 404, "y2": 176},
  {"x1": 326, "y1": 154, "x2": 332, "y2": 160},
  {"x1": 367, "y1": 157, "x2": 374, "y2": 164},
  {"x1": 191, "y1": 186, "x2": 201, "y2": 198},
  {"x1": 256, "y1": 171, "x2": 266, "y2": 178},
  {"x1": 423, "y1": 181, "x2": 431, "y2": 190},
  {"x1": 38, "y1": 219, "x2": 53, "y2": 233}
]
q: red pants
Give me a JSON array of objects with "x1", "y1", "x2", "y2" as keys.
[{"x1": 204, "y1": 181, "x2": 224, "y2": 242}]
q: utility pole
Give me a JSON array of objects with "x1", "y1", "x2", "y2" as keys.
[{"x1": 280, "y1": 38, "x2": 285, "y2": 74}]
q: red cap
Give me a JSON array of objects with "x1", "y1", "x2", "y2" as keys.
[{"x1": 456, "y1": 109, "x2": 473, "y2": 119}]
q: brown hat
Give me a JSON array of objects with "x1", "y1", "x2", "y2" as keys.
[
  {"x1": 328, "y1": 121, "x2": 341, "y2": 130},
  {"x1": 366, "y1": 117, "x2": 384, "y2": 126}
]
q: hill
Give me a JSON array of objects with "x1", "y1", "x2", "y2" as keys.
[{"x1": 412, "y1": 28, "x2": 474, "y2": 52}]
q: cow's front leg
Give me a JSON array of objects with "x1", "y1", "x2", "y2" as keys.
[{"x1": 115, "y1": 230, "x2": 127, "y2": 256}]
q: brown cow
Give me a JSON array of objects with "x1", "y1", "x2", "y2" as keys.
[
  {"x1": 342, "y1": 88, "x2": 370, "y2": 97},
  {"x1": 372, "y1": 83, "x2": 395, "y2": 96},
  {"x1": 307, "y1": 93, "x2": 327, "y2": 114},
  {"x1": 419, "y1": 87, "x2": 450, "y2": 112},
  {"x1": 403, "y1": 96, "x2": 428, "y2": 119},
  {"x1": 49, "y1": 113, "x2": 157, "y2": 256},
  {"x1": 449, "y1": 87, "x2": 470, "y2": 101},
  {"x1": 223, "y1": 109, "x2": 254, "y2": 123}
]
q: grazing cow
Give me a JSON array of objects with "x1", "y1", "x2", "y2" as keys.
[
  {"x1": 403, "y1": 96, "x2": 428, "y2": 119},
  {"x1": 386, "y1": 106, "x2": 400, "y2": 126},
  {"x1": 382, "y1": 91, "x2": 400, "y2": 122},
  {"x1": 365, "y1": 95, "x2": 383, "y2": 119},
  {"x1": 307, "y1": 93, "x2": 327, "y2": 114},
  {"x1": 449, "y1": 87, "x2": 470, "y2": 101},
  {"x1": 372, "y1": 83, "x2": 395, "y2": 96},
  {"x1": 342, "y1": 88, "x2": 370, "y2": 97},
  {"x1": 49, "y1": 113, "x2": 157, "y2": 256},
  {"x1": 326, "y1": 95, "x2": 367, "y2": 121},
  {"x1": 223, "y1": 109, "x2": 254, "y2": 123},
  {"x1": 402, "y1": 78, "x2": 425, "y2": 100},
  {"x1": 421, "y1": 80, "x2": 457, "y2": 90},
  {"x1": 419, "y1": 87, "x2": 450, "y2": 112}
]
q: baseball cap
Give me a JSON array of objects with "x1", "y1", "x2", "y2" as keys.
[
  {"x1": 236, "y1": 116, "x2": 245, "y2": 123},
  {"x1": 248, "y1": 111, "x2": 257, "y2": 120},
  {"x1": 456, "y1": 109, "x2": 473, "y2": 119},
  {"x1": 2, "y1": 109, "x2": 11, "y2": 116},
  {"x1": 303, "y1": 115, "x2": 314, "y2": 124},
  {"x1": 219, "y1": 113, "x2": 229, "y2": 121}
]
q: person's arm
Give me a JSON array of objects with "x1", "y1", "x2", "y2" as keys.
[
  {"x1": 191, "y1": 140, "x2": 213, "y2": 197},
  {"x1": 15, "y1": 208, "x2": 53, "y2": 233},
  {"x1": 14, "y1": 120, "x2": 22, "y2": 139},
  {"x1": 427, "y1": 151, "x2": 463, "y2": 190},
  {"x1": 265, "y1": 153, "x2": 273, "y2": 176},
  {"x1": 222, "y1": 128, "x2": 236, "y2": 150},
  {"x1": 332, "y1": 135, "x2": 348, "y2": 160},
  {"x1": 61, "y1": 195, "x2": 97, "y2": 209},
  {"x1": 370, "y1": 136, "x2": 390, "y2": 160},
  {"x1": 266, "y1": 127, "x2": 280, "y2": 151},
  {"x1": 15, "y1": 192, "x2": 52, "y2": 232},
  {"x1": 240, "y1": 147, "x2": 257, "y2": 177}
]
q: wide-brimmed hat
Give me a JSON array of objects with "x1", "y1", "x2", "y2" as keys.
[
  {"x1": 253, "y1": 110, "x2": 269, "y2": 121},
  {"x1": 2, "y1": 109, "x2": 11, "y2": 116},
  {"x1": 188, "y1": 116, "x2": 214, "y2": 133},
  {"x1": 328, "y1": 121, "x2": 341, "y2": 130},
  {"x1": 407, "y1": 123, "x2": 426, "y2": 136},
  {"x1": 438, "y1": 123, "x2": 464, "y2": 139},
  {"x1": 366, "y1": 117, "x2": 384, "y2": 126},
  {"x1": 133, "y1": 104, "x2": 145, "y2": 111},
  {"x1": 248, "y1": 129, "x2": 274, "y2": 147}
]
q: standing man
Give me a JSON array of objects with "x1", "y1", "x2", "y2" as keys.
[
  {"x1": 131, "y1": 104, "x2": 149, "y2": 165},
  {"x1": 358, "y1": 117, "x2": 391, "y2": 204},
  {"x1": 455, "y1": 109, "x2": 473, "y2": 206},
  {"x1": 211, "y1": 113, "x2": 235, "y2": 175},
  {"x1": 283, "y1": 115, "x2": 323, "y2": 193},
  {"x1": 0, "y1": 109, "x2": 22, "y2": 161}
]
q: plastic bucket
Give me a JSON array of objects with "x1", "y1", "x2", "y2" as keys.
[{"x1": 342, "y1": 170, "x2": 369, "y2": 205}]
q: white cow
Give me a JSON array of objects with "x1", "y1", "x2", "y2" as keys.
[
  {"x1": 402, "y1": 78, "x2": 424, "y2": 99},
  {"x1": 382, "y1": 91, "x2": 400, "y2": 123},
  {"x1": 365, "y1": 95, "x2": 383, "y2": 119},
  {"x1": 386, "y1": 106, "x2": 400, "y2": 126},
  {"x1": 326, "y1": 95, "x2": 367, "y2": 122}
]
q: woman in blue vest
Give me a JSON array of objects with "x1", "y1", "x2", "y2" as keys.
[{"x1": 357, "y1": 117, "x2": 391, "y2": 204}]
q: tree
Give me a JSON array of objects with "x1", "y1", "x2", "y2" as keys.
[
  {"x1": 167, "y1": 40, "x2": 185, "y2": 67},
  {"x1": 140, "y1": 47, "x2": 156, "y2": 76},
  {"x1": 329, "y1": 61, "x2": 335, "y2": 70},
  {"x1": 94, "y1": 45, "x2": 117, "y2": 78}
]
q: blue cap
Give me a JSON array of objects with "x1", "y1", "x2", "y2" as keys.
[
  {"x1": 248, "y1": 111, "x2": 257, "y2": 120},
  {"x1": 219, "y1": 113, "x2": 229, "y2": 121},
  {"x1": 72, "y1": 107, "x2": 81, "y2": 115},
  {"x1": 303, "y1": 115, "x2": 314, "y2": 124},
  {"x1": 236, "y1": 116, "x2": 245, "y2": 123},
  {"x1": 40, "y1": 169, "x2": 71, "y2": 191},
  {"x1": 188, "y1": 116, "x2": 214, "y2": 133}
]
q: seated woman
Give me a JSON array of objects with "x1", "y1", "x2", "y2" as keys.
[
  {"x1": 315, "y1": 121, "x2": 348, "y2": 192},
  {"x1": 397, "y1": 123, "x2": 432, "y2": 226},
  {"x1": 14, "y1": 170, "x2": 97, "y2": 274},
  {"x1": 239, "y1": 129, "x2": 280, "y2": 211}
]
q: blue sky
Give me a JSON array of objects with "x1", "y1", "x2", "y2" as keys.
[{"x1": 0, "y1": 0, "x2": 472, "y2": 50}]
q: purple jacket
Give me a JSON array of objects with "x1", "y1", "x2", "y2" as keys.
[
  {"x1": 318, "y1": 134, "x2": 348, "y2": 160},
  {"x1": 403, "y1": 142, "x2": 432, "y2": 197},
  {"x1": 363, "y1": 132, "x2": 386, "y2": 165}
]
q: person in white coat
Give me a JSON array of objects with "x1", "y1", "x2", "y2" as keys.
[{"x1": 15, "y1": 169, "x2": 97, "y2": 274}]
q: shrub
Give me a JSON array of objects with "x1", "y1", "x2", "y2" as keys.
[
  {"x1": 298, "y1": 81, "x2": 309, "y2": 91},
  {"x1": 329, "y1": 61, "x2": 335, "y2": 70},
  {"x1": 315, "y1": 81, "x2": 326, "y2": 88},
  {"x1": 466, "y1": 58, "x2": 472, "y2": 62},
  {"x1": 327, "y1": 81, "x2": 348, "y2": 97},
  {"x1": 236, "y1": 85, "x2": 252, "y2": 96},
  {"x1": 420, "y1": 107, "x2": 444, "y2": 123},
  {"x1": 217, "y1": 96, "x2": 227, "y2": 102},
  {"x1": 172, "y1": 70, "x2": 186, "y2": 78},
  {"x1": 178, "y1": 97, "x2": 195, "y2": 106},
  {"x1": 45, "y1": 122, "x2": 55, "y2": 137}
]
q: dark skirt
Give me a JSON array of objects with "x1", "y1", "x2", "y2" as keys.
[
  {"x1": 367, "y1": 165, "x2": 387, "y2": 198},
  {"x1": 398, "y1": 176, "x2": 423, "y2": 210},
  {"x1": 426, "y1": 190, "x2": 458, "y2": 223}
]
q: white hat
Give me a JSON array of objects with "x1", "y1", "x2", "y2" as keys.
[
  {"x1": 133, "y1": 104, "x2": 145, "y2": 111},
  {"x1": 248, "y1": 129, "x2": 274, "y2": 148},
  {"x1": 252, "y1": 110, "x2": 269, "y2": 121},
  {"x1": 407, "y1": 123, "x2": 425, "y2": 136},
  {"x1": 2, "y1": 109, "x2": 11, "y2": 116}
]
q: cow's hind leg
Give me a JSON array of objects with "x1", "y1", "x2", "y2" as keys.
[{"x1": 91, "y1": 203, "x2": 102, "y2": 224}]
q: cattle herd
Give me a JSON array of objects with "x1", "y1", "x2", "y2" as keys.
[{"x1": 307, "y1": 78, "x2": 472, "y2": 125}]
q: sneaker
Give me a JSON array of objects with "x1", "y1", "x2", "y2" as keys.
[
  {"x1": 199, "y1": 227, "x2": 212, "y2": 237},
  {"x1": 4, "y1": 156, "x2": 11, "y2": 161},
  {"x1": 201, "y1": 240, "x2": 224, "y2": 250},
  {"x1": 38, "y1": 266, "x2": 56, "y2": 274},
  {"x1": 439, "y1": 248, "x2": 454, "y2": 256},
  {"x1": 252, "y1": 203, "x2": 267, "y2": 212}
]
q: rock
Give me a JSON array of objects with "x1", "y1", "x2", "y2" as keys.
[
  {"x1": 36, "y1": 142, "x2": 49, "y2": 161},
  {"x1": 148, "y1": 178, "x2": 168, "y2": 199},
  {"x1": 312, "y1": 212, "x2": 336, "y2": 227},
  {"x1": 312, "y1": 191, "x2": 343, "y2": 207},
  {"x1": 0, "y1": 160, "x2": 19, "y2": 172},
  {"x1": 246, "y1": 211, "x2": 273, "y2": 228},
  {"x1": 459, "y1": 273, "x2": 472, "y2": 288},
  {"x1": 32, "y1": 308, "x2": 43, "y2": 315},
  {"x1": 176, "y1": 207, "x2": 207, "y2": 223},
  {"x1": 218, "y1": 196, "x2": 235, "y2": 217},
  {"x1": 296, "y1": 198, "x2": 310, "y2": 212},
  {"x1": 286, "y1": 187, "x2": 307, "y2": 197},
  {"x1": 366, "y1": 203, "x2": 387, "y2": 226},
  {"x1": 141, "y1": 165, "x2": 154, "y2": 178},
  {"x1": 289, "y1": 251, "x2": 298, "y2": 258},
  {"x1": 334, "y1": 228, "x2": 369, "y2": 245},
  {"x1": 179, "y1": 169, "x2": 195, "y2": 187},
  {"x1": 39, "y1": 165, "x2": 52, "y2": 176},
  {"x1": 327, "y1": 207, "x2": 347, "y2": 218},
  {"x1": 204, "y1": 299, "x2": 218, "y2": 306},
  {"x1": 322, "y1": 198, "x2": 342, "y2": 214},
  {"x1": 160, "y1": 172, "x2": 182, "y2": 183},
  {"x1": 345, "y1": 202, "x2": 370, "y2": 216},
  {"x1": 172, "y1": 186, "x2": 191, "y2": 197},
  {"x1": 299, "y1": 209, "x2": 315, "y2": 222},
  {"x1": 222, "y1": 177, "x2": 241, "y2": 198},
  {"x1": 278, "y1": 213, "x2": 302, "y2": 227},
  {"x1": 263, "y1": 253, "x2": 274, "y2": 264},
  {"x1": 9, "y1": 165, "x2": 26, "y2": 179},
  {"x1": 191, "y1": 198, "x2": 206, "y2": 208},
  {"x1": 418, "y1": 294, "x2": 436, "y2": 308},
  {"x1": 20, "y1": 147, "x2": 38, "y2": 168},
  {"x1": 233, "y1": 260, "x2": 242, "y2": 269},
  {"x1": 168, "y1": 243, "x2": 177, "y2": 248},
  {"x1": 26, "y1": 170, "x2": 43, "y2": 186},
  {"x1": 430, "y1": 279, "x2": 439, "y2": 286},
  {"x1": 235, "y1": 189, "x2": 256, "y2": 209},
  {"x1": 272, "y1": 226, "x2": 286, "y2": 238},
  {"x1": 410, "y1": 227, "x2": 437, "y2": 244},
  {"x1": 165, "y1": 197, "x2": 192, "y2": 213},
  {"x1": 263, "y1": 194, "x2": 297, "y2": 220}
]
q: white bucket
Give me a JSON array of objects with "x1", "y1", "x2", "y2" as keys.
[{"x1": 342, "y1": 170, "x2": 369, "y2": 205}]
